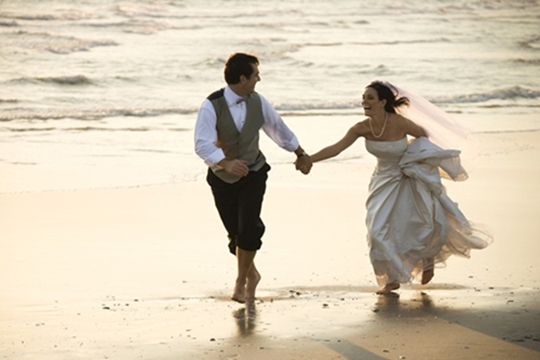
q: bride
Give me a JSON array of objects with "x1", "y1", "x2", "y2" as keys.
[{"x1": 305, "y1": 81, "x2": 493, "y2": 294}]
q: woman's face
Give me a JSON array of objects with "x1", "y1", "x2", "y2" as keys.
[{"x1": 362, "y1": 87, "x2": 385, "y2": 116}]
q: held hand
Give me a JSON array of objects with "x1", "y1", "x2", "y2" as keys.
[
  {"x1": 220, "y1": 159, "x2": 249, "y2": 177},
  {"x1": 295, "y1": 155, "x2": 312, "y2": 175}
]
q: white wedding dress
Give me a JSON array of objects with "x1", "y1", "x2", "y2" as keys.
[{"x1": 365, "y1": 136, "x2": 493, "y2": 286}]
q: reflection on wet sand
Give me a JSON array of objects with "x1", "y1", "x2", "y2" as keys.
[
  {"x1": 197, "y1": 285, "x2": 540, "y2": 359},
  {"x1": 233, "y1": 301, "x2": 257, "y2": 337},
  {"x1": 374, "y1": 290, "x2": 433, "y2": 309},
  {"x1": 372, "y1": 291, "x2": 437, "y2": 319}
]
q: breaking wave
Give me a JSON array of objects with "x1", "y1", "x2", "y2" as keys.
[{"x1": 433, "y1": 86, "x2": 540, "y2": 104}]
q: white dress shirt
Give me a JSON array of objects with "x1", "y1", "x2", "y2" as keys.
[{"x1": 194, "y1": 86, "x2": 300, "y2": 166}]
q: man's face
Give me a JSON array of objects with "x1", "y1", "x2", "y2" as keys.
[{"x1": 242, "y1": 63, "x2": 260, "y2": 94}]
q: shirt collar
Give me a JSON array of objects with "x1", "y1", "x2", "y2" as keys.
[{"x1": 224, "y1": 86, "x2": 245, "y2": 106}]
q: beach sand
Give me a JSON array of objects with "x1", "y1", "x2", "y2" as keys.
[{"x1": 1, "y1": 130, "x2": 539, "y2": 360}]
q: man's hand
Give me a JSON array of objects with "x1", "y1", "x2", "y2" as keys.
[
  {"x1": 295, "y1": 155, "x2": 312, "y2": 175},
  {"x1": 219, "y1": 159, "x2": 249, "y2": 177}
]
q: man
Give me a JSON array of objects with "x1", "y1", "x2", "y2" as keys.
[{"x1": 194, "y1": 53, "x2": 312, "y2": 303}]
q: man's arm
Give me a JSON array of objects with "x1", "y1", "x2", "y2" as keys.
[
  {"x1": 259, "y1": 95, "x2": 312, "y2": 174},
  {"x1": 195, "y1": 100, "x2": 249, "y2": 177},
  {"x1": 259, "y1": 95, "x2": 300, "y2": 152},
  {"x1": 194, "y1": 100, "x2": 226, "y2": 166}
]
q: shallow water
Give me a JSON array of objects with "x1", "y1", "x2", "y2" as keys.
[{"x1": 1, "y1": 0, "x2": 539, "y2": 192}]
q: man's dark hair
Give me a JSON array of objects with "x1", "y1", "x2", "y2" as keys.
[{"x1": 224, "y1": 53, "x2": 259, "y2": 85}]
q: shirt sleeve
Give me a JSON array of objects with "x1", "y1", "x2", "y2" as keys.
[
  {"x1": 259, "y1": 95, "x2": 300, "y2": 152},
  {"x1": 194, "y1": 99, "x2": 226, "y2": 166}
]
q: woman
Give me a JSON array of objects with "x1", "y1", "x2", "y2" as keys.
[{"x1": 308, "y1": 81, "x2": 493, "y2": 294}]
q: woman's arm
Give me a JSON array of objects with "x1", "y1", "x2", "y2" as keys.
[
  {"x1": 404, "y1": 117, "x2": 427, "y2": 138},
  {"x1": 310, "y1": 123, "x2": 365, "y2": 163}
]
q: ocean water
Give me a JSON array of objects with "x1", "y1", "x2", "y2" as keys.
[{"x1": 1, "y1": 0, "x2": 539, "y2": 192}]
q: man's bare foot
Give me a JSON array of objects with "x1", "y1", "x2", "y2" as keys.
[
  {"x1": 421, "y1": 268, "x2": 434, "y2": 285},
  {"x1": 376, "y1": 283, "x2": 400, "y2": 295},
  {"x1": 231, "y1": 282, "x2": 246, "y2": 303},
  {"x1": 245, "y1": 269, "x2": 261, "y2": 301}
]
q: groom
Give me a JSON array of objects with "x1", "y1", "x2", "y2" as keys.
[{"x1": 194, "y1": 52, "x2": 312, "y2": 303}]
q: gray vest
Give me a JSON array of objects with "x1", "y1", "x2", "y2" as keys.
[{"x1": 208, "y1": 89, "x2": 266, "y2": 183}]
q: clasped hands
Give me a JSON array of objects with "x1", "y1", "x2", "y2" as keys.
[{"x1": 295, "y1": 154, "x2": 312, "y2": 175}]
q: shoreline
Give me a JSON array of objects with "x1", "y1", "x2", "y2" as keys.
[{"x1": 1, "y1": 130, "x2": 539, "y2": 359}]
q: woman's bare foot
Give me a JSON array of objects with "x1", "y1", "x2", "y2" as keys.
[
  {"x1": 245, "y1": 268, "x2": 261, "y2": 301},
  {"x1": 376, "y1": 283, "x2": 400, "y2": 295},
  {"x1": 422, "y1": 258, "x2": 435, "y2": 285},
  {"x1": 421, "y1": 268, "x2": 434, "y2": 285}
]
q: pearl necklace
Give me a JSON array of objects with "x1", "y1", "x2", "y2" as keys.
[{"x1": 369, "y1": 112, "x2": 388, "y2": 139}]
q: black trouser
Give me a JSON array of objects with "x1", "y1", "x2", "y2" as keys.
[{"x1": 206, "y1": 163, "x2": 270, "y2": 255}]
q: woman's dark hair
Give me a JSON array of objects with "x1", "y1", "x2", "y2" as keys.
[
  {"x1": 366, "y1": 81, "x2": 409, "y2": 113},
  {"x1": 224, "y1": 53, "x2": 259, "y2": 85}
]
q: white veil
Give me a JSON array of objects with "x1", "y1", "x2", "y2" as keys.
[{"x1": 381, "y1": 81, "x2": 480, "y2": 176}]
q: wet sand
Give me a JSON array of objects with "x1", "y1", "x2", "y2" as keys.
[{"x1": 1, "y1": 130, "x2": 539, "y2": 359}]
